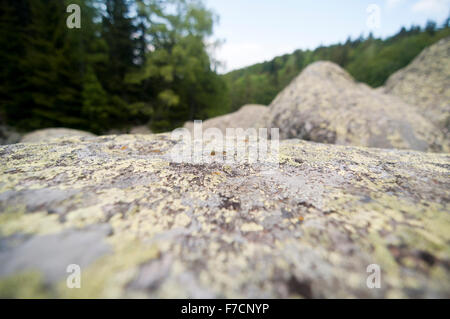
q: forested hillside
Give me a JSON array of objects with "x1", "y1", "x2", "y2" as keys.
[
  {"x1": 0, "y1": 0, "x2": 229, "y2": 133},
  {"x1": 224, "y1": 20, "x2": 450, "y2": 111}
]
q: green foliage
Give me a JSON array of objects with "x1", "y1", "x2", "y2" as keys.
[
  {"x1": 100, "y1": 0, "x2": 138, "y2": 93},
  {"x1": 0, "y1": 0, "x2": 30, "y2": 123},
  {"x1": 225, "y1": 23, "x2": 450, "y2": 111},
  {"x1": 0, "y1": 0, "x2": 227, "y2": 133},
  {"x1": 0, "y1": 0, "x2": 106, "y2": 130},
  {"x1": 82, "y1": 67, "x2": 109, "y2": 133},
  {"x1": 17, "y1": 0, "x2": 85, "y2": 129},
  {"x1": 127, "y1": 0, "x2": 230, "y2": 132}
]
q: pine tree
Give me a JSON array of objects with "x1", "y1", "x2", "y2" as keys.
[
  {"x1": 17, "y1": 0, "x2": 85, "y2": 129},
  {"x1": 1, "y1": 0, "x2": 111, "y2": 131},
  {"x1": 101, "y1": 0, "x2": 138, "y2": 93},
  {"x1": 0, "y1": 0, "x2": 30, "y2": 126},
  {"x1": 0, "y1": 0, "x2": 230, "y2": 133},
  {"x1": 82, "y1": 66, "x2": 109, "y2": 133}
]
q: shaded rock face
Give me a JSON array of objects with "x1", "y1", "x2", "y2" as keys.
[
  {"x1": 0, "y1": 125, "x2": 21, "y2": 145},
  {"x1": 0, "y1": 134, "x2": 449, "y2": 298},
  {"x1": 184, "y1": 104, "x2": 267, "y2": 133},
  {"x1": 261, "y1": 61, "x2": 447, "y2": 152},
  {"x1": 129, "y1": 125, "x2": 152, "y2": 135},
  {"x1": 384, "y1": 37, "x2": 450, "y2": 133},
  {"x1": 20, "y1": 128, "x2": 96, "y2": 143}
]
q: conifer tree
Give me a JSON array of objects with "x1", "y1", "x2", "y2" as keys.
[
  {"x1": 18, "y1": 0, "x2": 84, "y2": 129},
  {"x1": 101, "y1": 0, "x2": 138, "y2": 93},
  {"x1": 82, "y1": 66, "x2": 109, "y2": 133},
  {"x1": 0, "y1": 0, "x2": 30, "y2": 125}
]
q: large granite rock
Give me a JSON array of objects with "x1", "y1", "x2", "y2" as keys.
[
  {"x1": 384, "y1": 37, "x2": 450, "y2": 132},
  {"x1": 260, "y1": 61, "x2": 448, "y2": 152},
  {"x1": 0, "y1": 134, "x2": 449, "y2": 298},
  {"x1": 184, "y1": 104, "x2": 267, "y2": 133},
  {"x1": 21, "y1": 128, "x2": 96, "y2": 143}
]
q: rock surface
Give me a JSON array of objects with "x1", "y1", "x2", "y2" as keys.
[
  {"x1": 384, "y1": 37, "x2": 450, "y2": 132},
  {"x1": 0, "y1": 134, "x2": 449, "y2": 298},
  {"x1": 20, "y1": 128, "x2": 96, "y2": 143},
  {"x1": 184, "y1": 104, "x2": 267, "y2": 133},
  {"x1": 260, "y1": 61, "x2": 448, "y2": 152},
  {"x1": 0, "y1": 125, "x2": 21, "y2": 145},
  {"x1": 129, "y1": 125, "x2": 152, "y2": 135}
]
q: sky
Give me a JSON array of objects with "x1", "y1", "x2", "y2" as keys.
[{"x1": 205, "y1": 0, "x2": 450, "y2": 72}]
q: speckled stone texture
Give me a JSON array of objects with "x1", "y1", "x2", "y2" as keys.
[
  {"x1": 0, "y1": 134, "x2": 449, "y2": 298},
  {"x1": 384, "y1": 37, "x2": 450, "y2": 134},
  {"x1": 20, "y1": 128, "x2": 96, "y2": 143},
  {"x1": 260, "y1": 61, "x2": 448, "y2": 152}
]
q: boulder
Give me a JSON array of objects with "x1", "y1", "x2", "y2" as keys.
[
  {"x1": 0, "y1": 134, "x2": 449, "y2": 298},
  {"x1": 20, "y1": 128, "x2": 96, "y2": 143},
  {"x1": 184, "y1": 104, "x2": 267, "y2": 133},
  {"x1": 384, "y1": 37, "x2": 450, "y2": 132},
  {"x1": 129, "y1": 125, "x2": 152, "y2": 135},
  {"x1": 260, "y1": 61, "x2": 447, "y2": 152}
]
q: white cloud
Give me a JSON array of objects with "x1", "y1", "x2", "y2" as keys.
[
  {"x1": 386, "y1": 0, "x2": 405, "y2": 10},
  {"x1": 412, "y1": 0, "x2": 450, "y2": 14}
]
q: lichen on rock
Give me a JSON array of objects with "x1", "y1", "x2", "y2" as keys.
[{"x1": 0, "y1": 134, "x2": 449, "y2": 298}]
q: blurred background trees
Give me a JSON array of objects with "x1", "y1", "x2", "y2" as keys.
[
  {"x1": 0, "y1": 0, "x2": 228, "y2": 133},
  {"x1": 0, "y1": 0, "x2": 448, "y2": 132}
]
